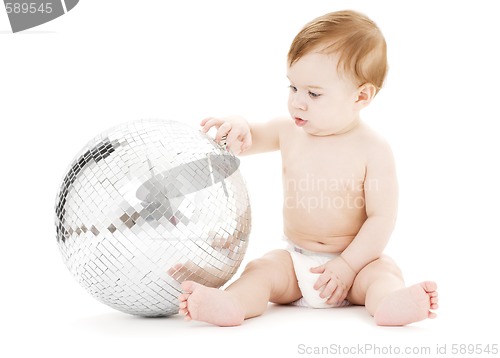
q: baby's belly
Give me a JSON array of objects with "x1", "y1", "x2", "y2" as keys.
[
  {"x1": 284, "y1": 231, "x2": 355, "y2": 253},
  {"x1": 283, "y1": 191, "x2": 367, "y2": 253}
]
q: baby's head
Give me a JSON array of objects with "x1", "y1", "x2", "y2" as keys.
[{"x1": 288, "y1": 10, "x2": 387, "y2": 95}]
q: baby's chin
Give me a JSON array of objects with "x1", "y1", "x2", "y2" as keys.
[{"x1": 302, "y1": 125, "x2": 337, "y2": 137}]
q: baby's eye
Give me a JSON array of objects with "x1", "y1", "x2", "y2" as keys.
[
  {"x1": 308, "y1": 91, "x2": 321, "y2": 98},
  {"x1": 289, "y1": 85, "x2": 297, "y2": 93}
]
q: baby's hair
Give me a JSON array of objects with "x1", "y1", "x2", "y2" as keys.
[{"x1": 288, "y1": 10, "x2": 388, "y2": 94}]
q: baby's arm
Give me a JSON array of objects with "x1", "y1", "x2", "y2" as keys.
[
  {"x1": 201, "y1": 116, "x2": 286, "y2": 155},
  {"x1": 312, "y1": 139, "x2": 398, "y2": 304},
  {"x1": 340, "y1": 139, "x2": 398, "y2": 272}
]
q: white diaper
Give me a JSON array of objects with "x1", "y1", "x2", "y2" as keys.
[{"x1": 286, "y1": 239, "x2": 351, "y2": 309}]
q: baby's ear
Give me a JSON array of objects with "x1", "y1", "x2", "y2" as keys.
[{"x1": 356, "y1": 83, "x2": 377, "y2": 106}]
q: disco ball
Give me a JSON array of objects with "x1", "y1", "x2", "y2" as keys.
[{"x1": 55, "y1": 119, "x2": 251, "y2": 317}]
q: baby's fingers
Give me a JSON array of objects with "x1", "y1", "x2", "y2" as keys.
[
  {"x1": 326, "y1": 285, "x2": 347, "y2": 305},
  {"x1": 200, "y1": 117, "x2": 223, "y2": 133},
  {"x1": 313, "y1": 271, "x2": 329, "y2": 290},
  {"x1": 240, "y1": 133, "x2": 252, "y2": 153},
  {"x1": 225, "y1": 126, "x2": 241, "y2": 148},
  {"x1": 320, "y1": 278, "x2": 338, "y2": 299},
  {"x1": 215, "y1": 122, "x2": 232, "y2": 143},
  {"x1": 225, "y1": 127, "x2": 251, "y2": 154},
  {"x1": 310, "y1": 264, "x2": 326, "y2": 274}
]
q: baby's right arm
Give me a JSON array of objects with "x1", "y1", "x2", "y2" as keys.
[{"x1": 200, "y1": 116, "x2": 285, "y2": 156}]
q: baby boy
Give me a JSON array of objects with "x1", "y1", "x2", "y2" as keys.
[{"x1": 177, "y1": 10, "x2": 438, "y2": 326}]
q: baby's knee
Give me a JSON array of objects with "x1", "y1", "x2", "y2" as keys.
[
  {"x1": 242, "y1": 258, "x2": 266, "y2": 273},
  {"x1": 375, "y1": 255, "x2": 403, "y2": 279}
]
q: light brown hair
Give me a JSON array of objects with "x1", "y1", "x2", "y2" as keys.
[{"x1": 288, "y1": 10, "x2": 388, "y2": 93}]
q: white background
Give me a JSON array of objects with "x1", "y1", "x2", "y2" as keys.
[{"x1": 1, "y1": 1, "x2": 499, "y2": 357}]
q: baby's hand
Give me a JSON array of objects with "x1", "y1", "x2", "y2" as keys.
[
  {"x1": 311, "y1": 256, "x2": 357, "y2": 305},
  {"x1": 200, "y1": 116, "x2": 252, "y2": 155}
]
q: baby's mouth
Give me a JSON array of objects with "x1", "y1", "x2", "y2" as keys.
[{"x1": 294, "y1": 117, "x2": 308, "y2": 127}]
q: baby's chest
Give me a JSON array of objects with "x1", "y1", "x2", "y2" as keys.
[
  {"x1": 282, "y1": 148, "x2": 366, "y2": 192},
  {"x1": 280, "y1": 128, "x2": 369, "y2": 186}
]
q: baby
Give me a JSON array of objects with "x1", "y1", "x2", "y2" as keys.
[{"x1": 177, "y1": 10, "x2": 438, "y2": 326}]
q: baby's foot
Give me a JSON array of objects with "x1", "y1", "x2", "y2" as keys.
[
  {"x1": 178, "y1": 281, "x2": 245, "y2": 327},
  {"x1": 374, "y1": 281, "x2": 438, "y2": 326}
]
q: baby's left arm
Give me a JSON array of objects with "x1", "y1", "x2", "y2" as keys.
[
  {"x1": 340, "y1": 139, "x2": 399, "y2": 273},
  {"x1": 311, "y1": 139, "x2": 398, "y2": 304}
]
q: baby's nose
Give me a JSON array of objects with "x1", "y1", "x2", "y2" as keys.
[{"x1": 291, "y1": 94, "x2": 307, "y2": 111}]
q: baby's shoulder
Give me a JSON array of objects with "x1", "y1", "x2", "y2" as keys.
[{"x1": 355, "y1": 123, "x2": 394, "y2": 158}]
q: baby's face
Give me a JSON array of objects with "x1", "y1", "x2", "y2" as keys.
[{"x1": 287, "y1": 52, "x2": 360, "y2": 136}]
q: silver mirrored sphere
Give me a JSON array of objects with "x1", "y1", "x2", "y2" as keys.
[{"x1": 55, "y1": 119, "x2": 251, "y2": 317}]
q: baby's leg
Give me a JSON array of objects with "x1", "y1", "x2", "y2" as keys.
[
  {"x1": 178, "y1": 249, "x2": 301, "y2": 326},
  {"x1": 347, "y1": 256, "x2": 438, "y2": 326}
]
